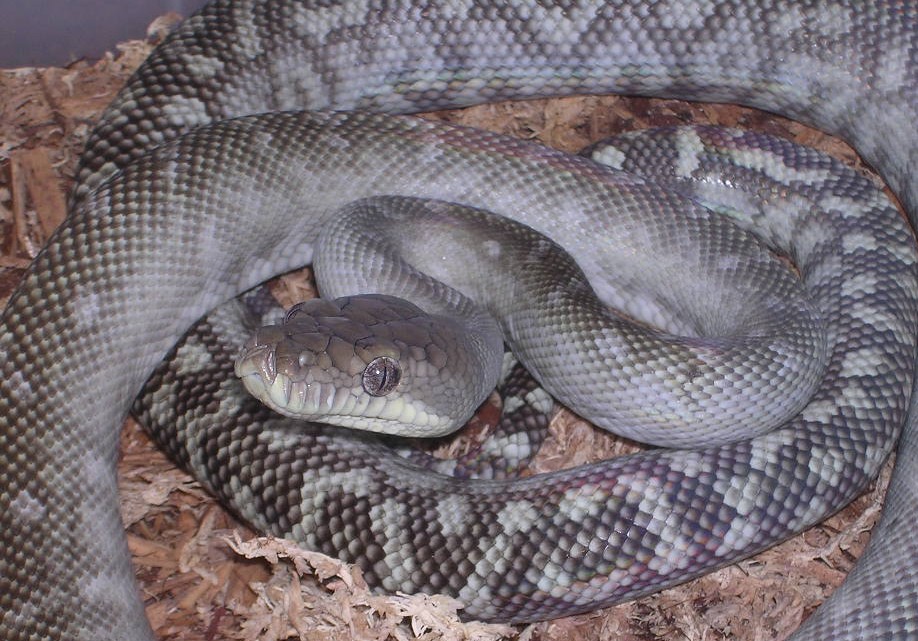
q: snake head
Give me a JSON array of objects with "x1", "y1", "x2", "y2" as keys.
[{"x1": 234, "y1": 294, "x2": 489, "y2": 437}]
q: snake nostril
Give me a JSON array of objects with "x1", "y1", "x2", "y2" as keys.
[
  {"x1": 284, "y1": 302, "x2": 307, "y2": 324},
  {"x1": 235, "y1": 343, "x2": 278, "y2": 384}
]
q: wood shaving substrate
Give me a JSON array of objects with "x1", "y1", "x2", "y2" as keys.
[{"x1": 0, "y1": 16, "x2": 892, "y2": 641}]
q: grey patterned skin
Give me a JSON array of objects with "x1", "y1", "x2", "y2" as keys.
[
  {"x1": 0, "y1": 2, "x2": 917, "y2": 641},
  {"x1": 241, "y1": 194, "x2": 827, "y2": 447}
]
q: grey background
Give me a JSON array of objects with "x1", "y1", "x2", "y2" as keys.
[{"x1": 0, "y1": 1, "x2": 208, "y2": 68}]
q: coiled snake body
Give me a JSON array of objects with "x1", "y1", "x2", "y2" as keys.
[{"x1": 1, "y1": 1, "x2": 917, "y2": 640}]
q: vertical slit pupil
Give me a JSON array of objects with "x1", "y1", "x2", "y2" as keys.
[{"x1": 363, "y1": 356, "x2": 401, "y2": 396}]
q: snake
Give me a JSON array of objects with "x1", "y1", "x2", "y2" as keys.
[
  {"x1": 236, "y1": 191, "x2": 828, "y2": 447},
  {"x1": 1, "y1": 0, "x2": 917, "y2": 639}
]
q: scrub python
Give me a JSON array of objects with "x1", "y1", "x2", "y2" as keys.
[{"x1": 1, "y1": 1, "x2": 917, "y2": 639}]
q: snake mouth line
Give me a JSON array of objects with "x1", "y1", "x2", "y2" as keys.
[
  {"x1": 236, "y1": 346, "x2": 458, "y2": 438},
  {"x1": 239, "y1": 373, "x2": 322, "y2": 419},
  {"x1": 235, "y1": 348, "x2": 324, "y2": 418}
]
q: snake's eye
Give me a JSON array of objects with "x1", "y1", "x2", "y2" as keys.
[{"x1": 362, "y1": 356, "x2": 401, "y2": 396}]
